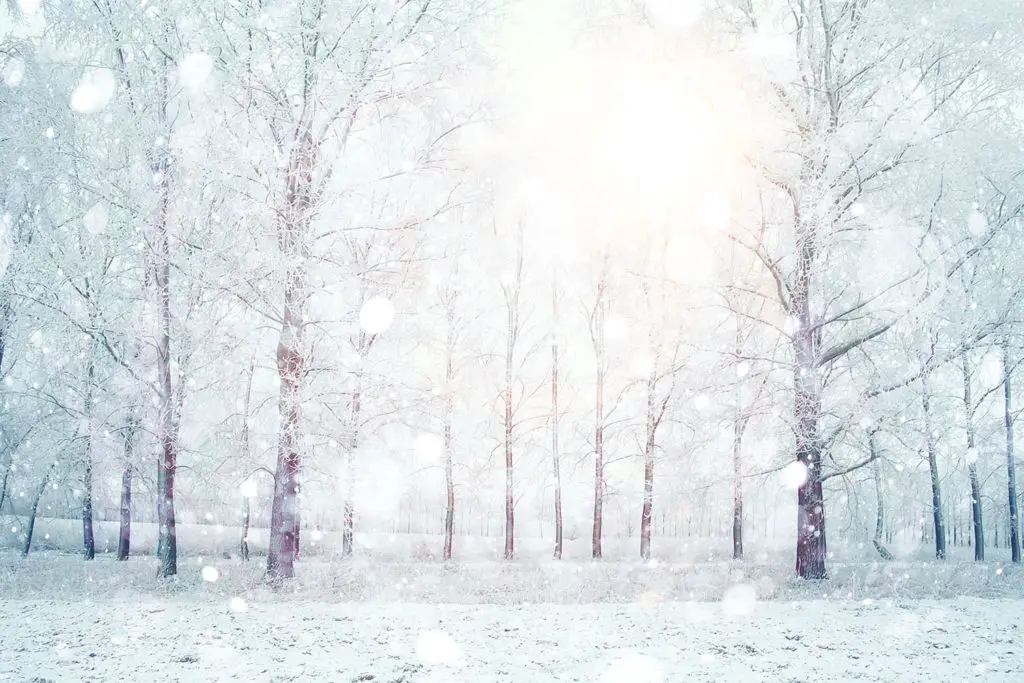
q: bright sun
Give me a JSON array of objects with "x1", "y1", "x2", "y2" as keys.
[{"x1": 487, "y1": 4, "x2": 753, "y2": 256}]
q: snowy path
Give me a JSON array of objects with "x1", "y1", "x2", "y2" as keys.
[{"x1": 0, "y1": 598, "x2": 1021, "y2": 682}]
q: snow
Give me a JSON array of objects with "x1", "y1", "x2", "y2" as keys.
[
  {"x1": 968, "y1": 210, "x2": 988, "y2": 235},
  {"x1": 414, "y1": 432, "x2": 444, "y2": 462},
  {"x1": 83, "y1": 201, "x2": 108, "y2": 235},
  {"x1": 3, "y1": 535, "x2": 1023, "y2": 680},
  {"x1": 2, "y1": 57, "x2": 25, "y2": 88},
  {"x1": 179, "y1": 53, "x2": 215, "y2": 92},
  {"x1": 359, "y1": 295, "x2": 396, "y2": 334},
  {"x1": 780, "y1": 461, "x2": 808, "y2": 489},
  {"x1": 17, "y1": 0, "x2": 41, "y2": 15},
  {"x1": 70, "y1": 68, "x2": 116, "y2": 114},
  {"x1": 0, "y1": 562, "x2": 1020, "y2": 682}
]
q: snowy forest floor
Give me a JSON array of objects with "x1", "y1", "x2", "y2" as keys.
[
  {"x1": 2, "y1": 551, "x2": 1024, "y2": 682},
  {"x1": 0, "y1": 587, "x2": 1020, "y2": 682}
]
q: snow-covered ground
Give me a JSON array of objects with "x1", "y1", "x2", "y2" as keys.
[
  {"x1": 2, "y1": 550, "x2": 1024, "y2": 681},
  {"x1": 1, "y1": 591, "x2": 1021, "y2": 682}
]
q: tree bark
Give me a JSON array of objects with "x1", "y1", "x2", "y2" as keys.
[
  {"x1": 153, "y1": 49, "x2": 178, "y2": 579},
  {"x1": 869, "y1": 430, "x2": 893, "y2": 560},
  {"x1": 22, "y1": 471, "x2": 51, "y2": 557},
  {"x1": 962, "y1": 354, "x2": 984, "y2": 561},
  {"x1": 342, "y1": 357, "x2": 365, "y2": 559},
  {"x1": 81, "y1": 301, "x2": 97, "y2": 561},
  {"x1": 923, "y1": 373, "x2": 946, "y2": 560},
  {"x1": 293, "y1": 501, "x2": 301, "y2": 559},
  {"x1": 592, "y1": 273, "x2": 606, "y2": 560},
  {"x1": 1004, "y1": 339, "x2": 1021, "y2": 563},
  {"x1": 639, "y1": 365, "x2": 658, "y2": 561},
  {"x1": 443, "y1": 315, "x2": 456, "y2": 561},
  {"x1": 117, "y1": 408, "x2": 138, "y2": 561},
  {"x1": 239, "y1": 361, "x2": 253, "y2": 562},
  {"x1": 551, "y1": 273, "x2": 563, "y2": 560},
  {"x1": 503, "y1": 299, "x2": 515, "y2": 561},
  {"x1": 793, "y1": 281, "x2": 826, "y2": 579},
  {"x1": 268, "y1": 259, "x2": 304, "y2": 579},
  {"x1": 501, "y1": 234, "x2": 524, "y2": 562},
  {"x1": 241, "y1": 496, "x2": 250, "y2": 562},
  {"x1": 732, "y1": 414, "x2": 748, "y2": 560},
  {"x1": 267, "y1": 42, "x2": 320, "y2": 579}
]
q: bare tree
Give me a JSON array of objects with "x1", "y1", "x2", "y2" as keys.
[
  {"x1": 1003, "y1": 338, "x2": 1021, "y2": 562},
  {"x1": 116, "y1": 408, "x2": 139, "y2": 561},
  {"x1": 961, "y1": 352, "x2": 985, "y2": 560},
  {"x1": 589, "y1": 255, "x2": 609, "y2": 560},
  {"x1": 550, "y1": 270, "x2": 563, "y2": 559},
  {"x1": 500, "y1": 227, "x2": 525, "y2": 560}
]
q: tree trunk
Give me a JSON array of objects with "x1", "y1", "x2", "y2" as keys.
[
  {"x1": 793, "y1": 287, "x2": 826, "y2": 579},
  {"x1": 82, "y1": 453, "x2": 95, "y2": 560},
  {"x1": 443, "y1": 319, "x2": 456, "y2": 561},
  {"x1": 0, "y1": 461, "x2": 9, "y2": 515},
  {"x1": 117, "y1": 464, "x2": 132, "y2": 561},
  {"x1": 1003, "y1": 339, "x2": 1021, "y2": 562},
  {"x1": 639, "y1": 366, "x2": 658, "y2": 561},
  {"x1": 923, "y1": 377, "x2": 946, "y2": 560},
  {"x1": 732, "y1": 413, "x2": 748, "y2": 561},
  {"x1": 22, "y1": 471, "x2": 51, "y2": 557},
  {"x1": 869, "y1": 431, "x2": 893, "y2": 560},
  {"x1": 267, "y1": 92, "x2": 319, "y2": 581},
  {"x1": 117, "y1": 411, "x2": 138, "y2": 561},
  {"x1": 240, "y1": 496, "x2": 250, "y2": 561},
  {"x1": 962, "y1": 354, "x2": 984, "y2": 560},
  {"x1": 239, "y1": 360, "x2": 253, "y2": 562},
  {"x1": 503, "y1": 302, "x2": 515, "y2": 561},
  {"x1": 293, "y1": 502, "x2": 301, "y2": 559},
  {"x1": 551, "y1": 273, "x2": 563, "y2": 560},
  {"x1": 342, "y1": 360, "x2": 364, "y2": 559},
  {"x1": 268, "y1": 294, "x2": 302, "y2": 580},
  {"x1": 592, "y1": 275, "x2": 606, "y2": 560},
  {"x1": 153, "y1": 50, "x2": 178, "y2": 579},
  {"x1": 967, "y1": 466, "x2": 984, "y2": 561},
  {"x1": 81, "y1": 311, "x2": 96, "y2": 561}
]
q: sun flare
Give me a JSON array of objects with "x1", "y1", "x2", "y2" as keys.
[{"x1": 489, "y1": 12, "x2": 754, "y2": 243}]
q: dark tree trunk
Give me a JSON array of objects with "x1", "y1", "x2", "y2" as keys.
[
  {"x1": 267, "y1": 98, "x2": 320, "y2": 582},
  {"x1": 0, "y1": 461, "x2": 9, "y2": 515},
  {"x1": 551, "y1": 274, "x2": 562, "y2": 560},
  {"x1": 117, "y1": 411, "x2": 138, "y2": 561},
  {"x1": 82, "y1": 458, "x2": 95, "y2": 560},
  {"x1": 1003, "y1": 339, "x2": 1021, "y2": 563},
  {"x1": 962, "y1": 354, "x2": 985, "y2": 561},
  {"x1": 501, "y1": 237, "x2": 524, "y2": 562},
  {"x1": 22, "y1": 472, "x2": 50, "y2": 557},
  {"x1": 793, "y1": 292, "x2": 826, "y2": 580},
  {"x1": 639, "y1": 440, "x2": 655, "y2": 560},
  {"x1": 923, "y1": 378, "x2": 946, "y2": 560},
  {"x1": 153, "y1": 52, "x2": 178, "y2": 579},
  {"x1": 732, "y1": 414, "x2": 748, "y2": 561},
  {"x1": 268, "y1": 289, "x2": 303, "y2": 579},
  {"x1": 870, "y1": 431, "x2": 893, "y2": 560},
  {"x1": 293, "y1": 501, "x2": 301, "y2": 559},
  {"x1": 639, "y1": 363, "x2": 660, "y2": 561},
  {"x1": 117, "y1": 463, "x2": 132, "y2": 561},
  {"x1": 81, "y1": 317, "x2": 96, "y2": 561},
  {"x1": 241, "y1": 496, "x2": 250, "y2": 561},
  {"x1": 968, "y1": 467, "x2": 984, "y2": 561}
]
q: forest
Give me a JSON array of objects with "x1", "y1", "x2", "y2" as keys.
[{"x1": 2, "y1": 0, "x2": 1024, "y2": 590}]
